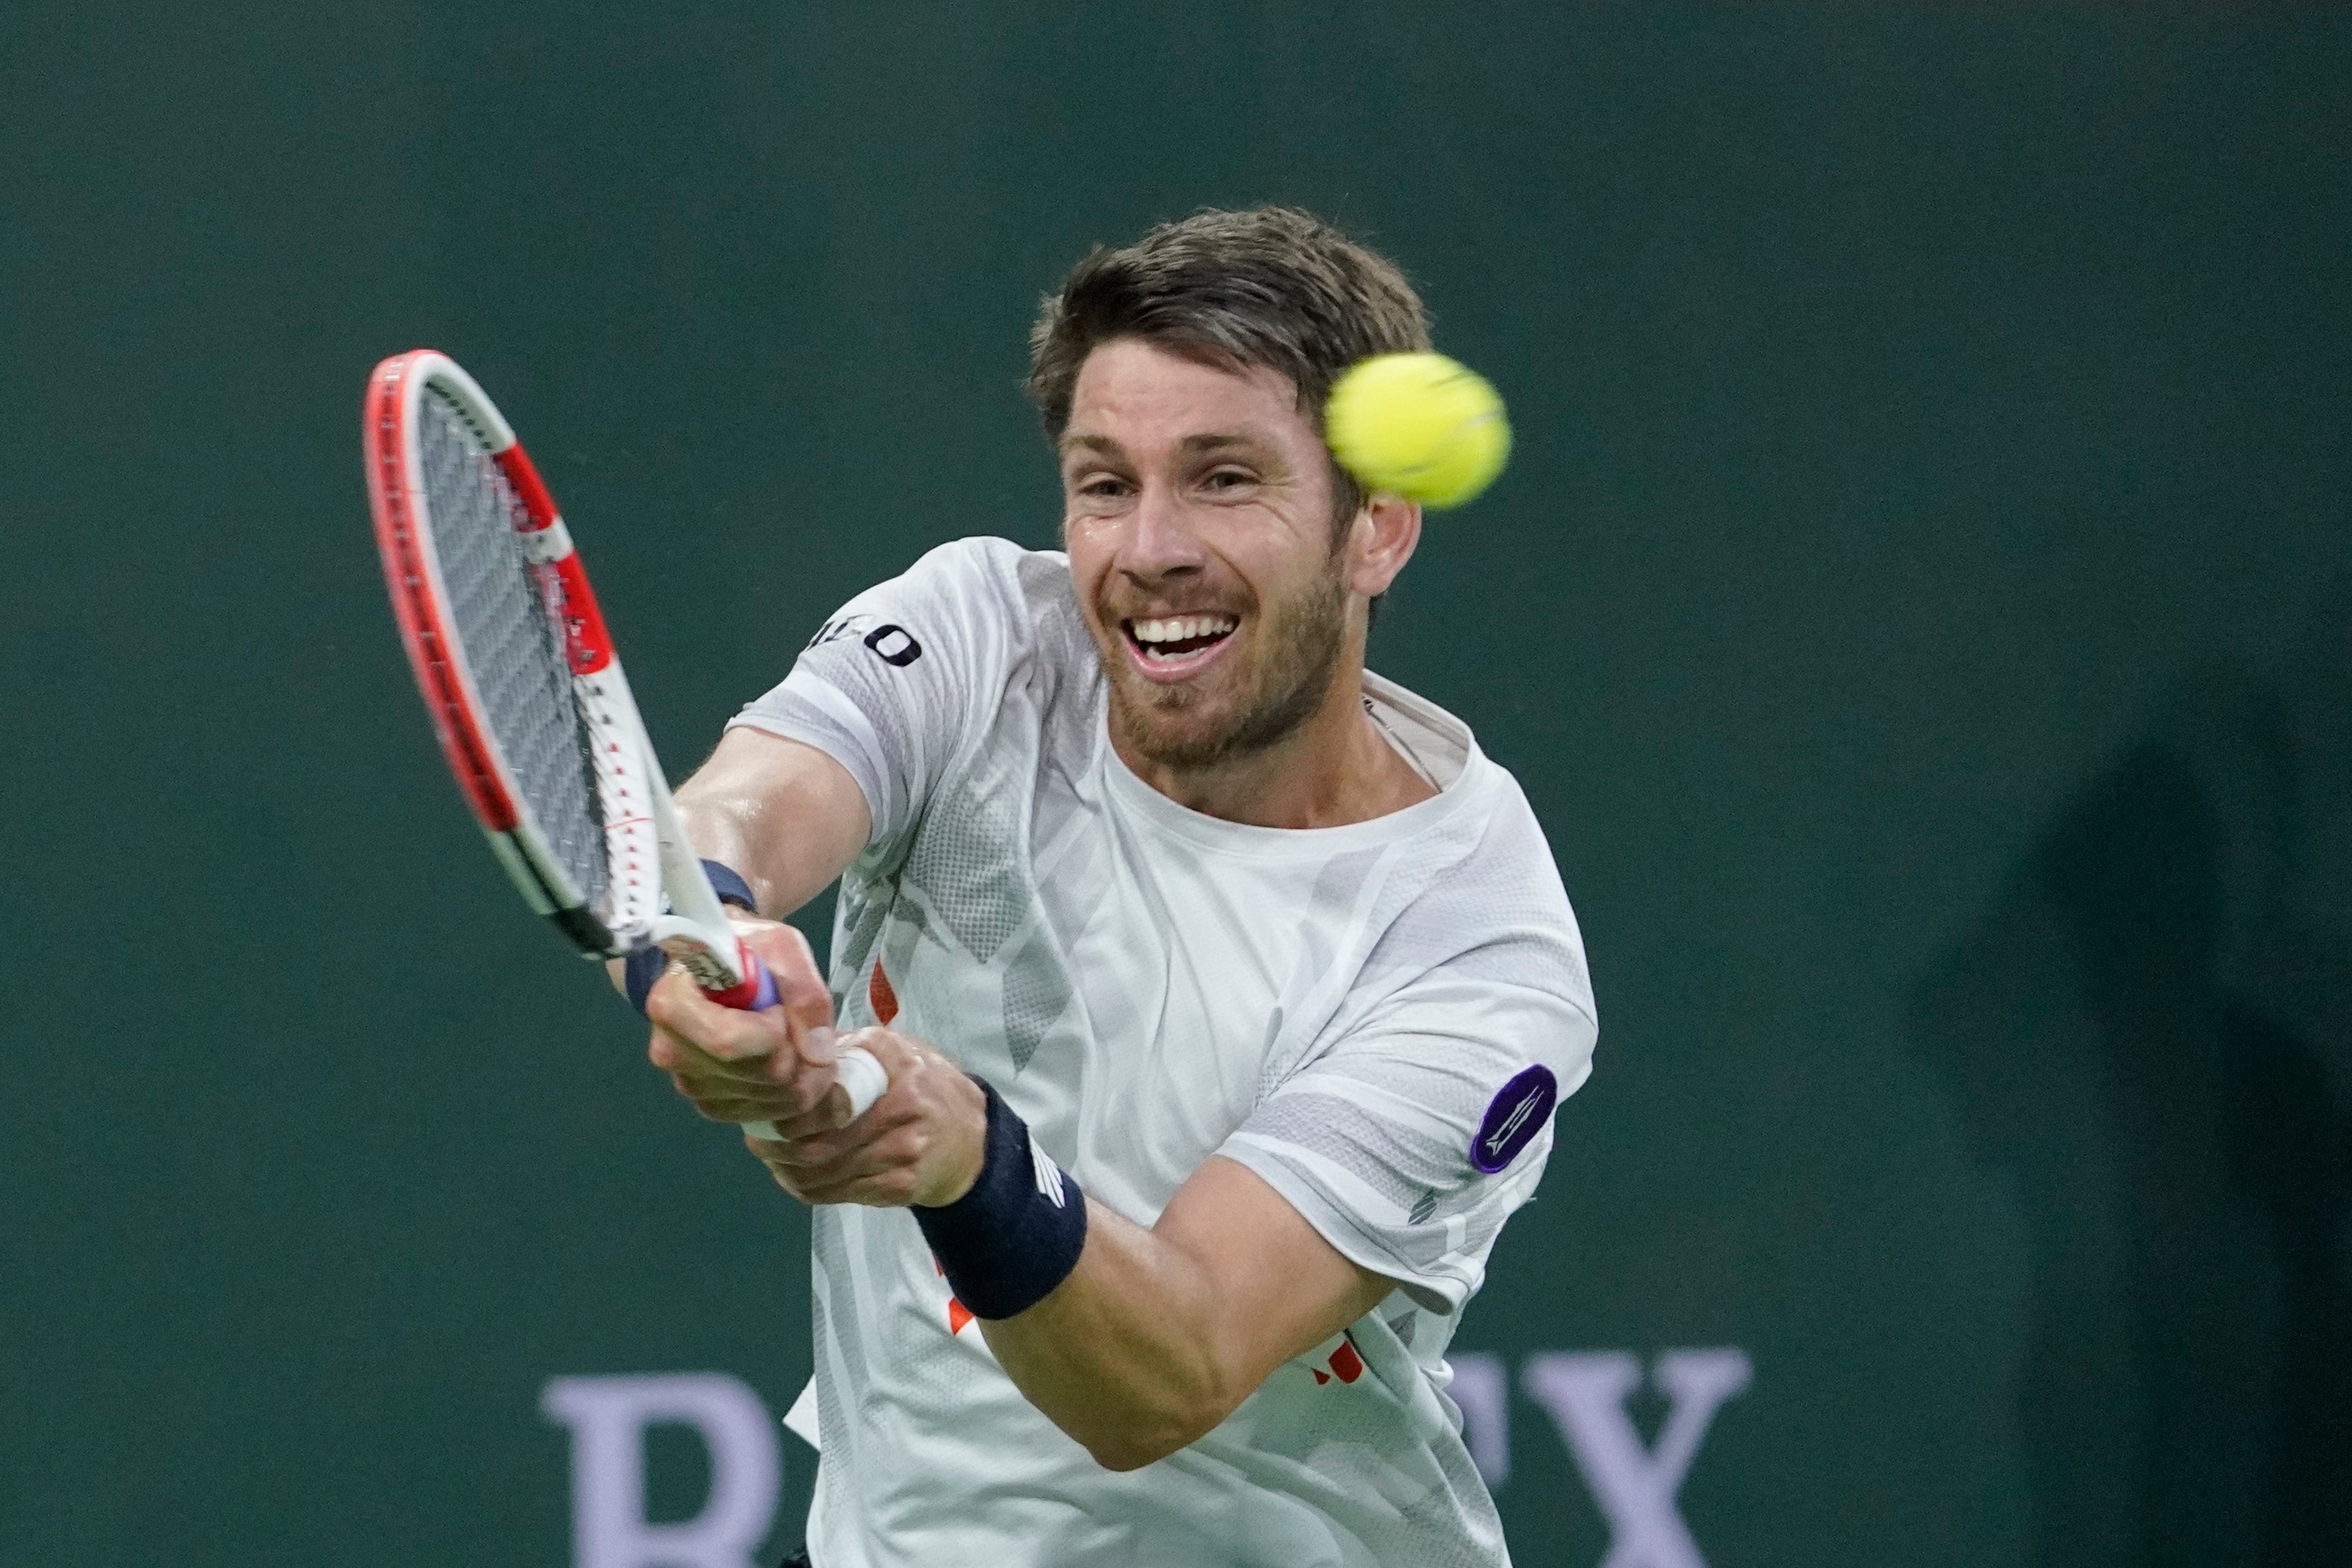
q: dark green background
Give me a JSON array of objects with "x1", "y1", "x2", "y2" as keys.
[{"x1": 6, "y1": 4, "x2": 2347, "y2": 1564}]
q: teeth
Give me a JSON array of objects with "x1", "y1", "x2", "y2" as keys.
[{"x1": 1132, "y1": 615, "x2": 1237, "y2": 646}]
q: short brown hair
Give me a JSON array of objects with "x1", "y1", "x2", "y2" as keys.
[{"x1": 1027, "y1": 207, "x2": 1432, "y2": 526}]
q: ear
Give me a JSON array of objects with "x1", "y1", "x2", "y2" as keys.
[{"x1": 1345, "y1": 492, "x2": 1422, "y2": 600}]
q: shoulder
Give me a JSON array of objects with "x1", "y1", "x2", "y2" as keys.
[
  {"x1": 1451, "y1": 761, "x2": 1594, "y2": 1014},
  {"x1": 895, "y1": 536, "x2": 1065, "y2": 611},
  {"x1": 882, "y1": 537, "x2": 1087, "y2": 662},
  {"x1": 899, "y1": 532, "x2": 1029, "y2": 586},
  {"x1": 1357, "y1": 751, "x2": 1595, "y2": 1036},
  {"x1": 1351, "y1": 677, "x2": 1593, "y2": 1023}
]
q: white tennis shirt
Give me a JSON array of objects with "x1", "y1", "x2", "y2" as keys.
[{"x1": 729, "y1": 537, "x2": 1597, "y2": 1568}]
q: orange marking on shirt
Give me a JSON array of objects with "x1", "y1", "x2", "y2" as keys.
[
  {"x1": 869, "y1": 963, "x2": 899, "y2": 1024},
  {"x1": 1328, "y1": 1340, "x2": 1364, "y2": 1384},
  {"x1": 947, "y1": 1297, "x2": 974, "y2": 1336}
]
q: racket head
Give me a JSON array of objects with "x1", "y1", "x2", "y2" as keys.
[{"x1": 365, "y1": 350, "x2": 639, "y2": 957}]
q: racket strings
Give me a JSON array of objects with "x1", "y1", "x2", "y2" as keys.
[{"x1": 417, "y1": 390, "x2": 610, "y2": 913}]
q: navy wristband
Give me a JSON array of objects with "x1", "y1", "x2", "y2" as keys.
[
  {"x1": 699, "y1": 859, "x2": 759, "y2": 913},
  {"x1": 914, "y1": 1080, "x2": 1088, "y2": 1321},
  {"x1": 627, "y1": 860, "x2": 761, "y2": 1015},
  {"x1": 623, "y1": 947, "x2": 670, "y2": 1014}
]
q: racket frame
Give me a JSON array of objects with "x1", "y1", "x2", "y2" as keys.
[
  {"x1": 366, "y1": 349, "x2": 889, "y2": 1119},
  {"x1": 366, "y1": 350, "x2": 757, "y2": 1004}
]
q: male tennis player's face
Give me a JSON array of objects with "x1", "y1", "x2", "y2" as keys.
[{"x1": 1060, "y1": 338, "x2": 1361, "y2": 772}]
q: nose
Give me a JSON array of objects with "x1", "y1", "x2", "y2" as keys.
[{"x1": 1118, "y1": 479, "x2": 1205, "y2": 587}]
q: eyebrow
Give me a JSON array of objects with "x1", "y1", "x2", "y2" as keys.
[{"x1": 1058, "y1": 431, "x2": 1268, "y2": 460}]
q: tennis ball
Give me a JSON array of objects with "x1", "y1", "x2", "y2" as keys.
[{"x1": 1324, "y1": 352, "x2": 1511, "y2": 509}]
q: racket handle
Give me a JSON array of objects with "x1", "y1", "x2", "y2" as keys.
[
  {"x1": 697, "y1": 942, "x2": 781, "y2": 1012},
  {"x1": 703, "y1": 947, "x2": 891, "y2": 1134},
  {"x1": 743, "y1": 1048, "x2": 888, "y2": 1140},
  {"x1": 833, "y1": 1048, "x2": 891, "y2": 1117}
]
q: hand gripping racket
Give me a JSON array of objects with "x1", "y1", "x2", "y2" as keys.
[{"x1": 364, "y1": 350, "x2": 888, "y2": 1131}]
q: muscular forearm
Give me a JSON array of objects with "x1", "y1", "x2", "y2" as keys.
[
  {"x1": 741, "y1": 1040, "x2": 1394, "y2": 1472},
  {"x1": 978, "y1": 1203, "x2": 1244, "y2": 1471},
  {"x1": 671, "y1": 730, "x2": 871, "y2": 917},
  {"x1": 975, "y1": 1157, "x2": 1394, "y2": 1472}
]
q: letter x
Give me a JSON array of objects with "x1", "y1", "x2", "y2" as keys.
[{"x1": 1521, "y1": 1349, "x2": 1752, "y2": 1568}]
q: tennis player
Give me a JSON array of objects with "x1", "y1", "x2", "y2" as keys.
[{"x1": 633, "y1": 207, "x2": 1596, "y2": 1567}]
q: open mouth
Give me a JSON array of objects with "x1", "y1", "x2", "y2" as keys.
[{"x1": 1121, "y1": 613, "x2": 1239, "y2": 677}]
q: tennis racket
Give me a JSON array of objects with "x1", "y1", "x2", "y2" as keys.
[{"x1": 363, "y1": 349, "x2": 888, "y2": 1132}]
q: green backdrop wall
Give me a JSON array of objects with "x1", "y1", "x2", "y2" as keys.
[{"x1": 5, "y1": 4, "x2": 2347, "y2": 1565}]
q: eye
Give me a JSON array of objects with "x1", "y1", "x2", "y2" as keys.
[
  {"x1": 1071, "y1": 471, "x2": 1132, "y2": 500},
  {"x1": 1201, "y1": 466, "x2": 1256, "y2": 492}
]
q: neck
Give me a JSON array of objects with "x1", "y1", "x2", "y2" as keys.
[{"x1": 1111, "y1": 654, "x2": 1438, "y2": 830}]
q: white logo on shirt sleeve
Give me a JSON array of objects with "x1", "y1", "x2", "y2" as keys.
[{"x1": 1485, "y1": 1089, "x2": 1543, "y2": 1155}]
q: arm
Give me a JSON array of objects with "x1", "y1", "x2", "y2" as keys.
[
  {"x1": 634, "y1": 541, "x2": 1024, "y2": 1119},
  {"x1": 719, "y1": 956, "x2": 1594, "y2": 1463},
  {"x1": 979, "y1": 1156, "x2": 1396, "y2": 1471},
  {"x1": 671, "y1": 726, "x2": 871, "y2": 918},
  {"x1": 624, "y1": 731, "x2": 871, "y2": 1127},
  {"x1": 737, "y1": 1020, "x2": 1398, "y2": 1472}
]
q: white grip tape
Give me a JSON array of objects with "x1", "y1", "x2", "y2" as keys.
[
  {"x1": 834, "y1": 1046, "x2": 890, "y2": 1118},
  {"x1": 744, "y1": 1045, "x2": 890, "y2": 1142}
]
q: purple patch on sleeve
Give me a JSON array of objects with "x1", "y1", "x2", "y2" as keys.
[{"x1": 1471, "y1": 1065, "x2": 1559, "y2": 1174}]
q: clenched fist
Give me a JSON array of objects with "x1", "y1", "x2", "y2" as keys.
[{"x1": 747, "y1": 1027, "x2": 988, "y2": 1209}]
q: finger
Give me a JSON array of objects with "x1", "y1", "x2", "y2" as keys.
[
  {"x1": 679, "y1": 1091, "x2": 776, "y2": 1123},
  {"x1": 647, "y1": 967, "x2": 788, "y2": 1065},
  {"x1": 745, "y1": 1133, "x2": 834, "y2": 1182},
  {"x1": 847, "y1": 1025, "x2": 929, "y2": 1080},
  {"x1": 795, "y1": 1170, "x2": 923, "y2": 1208},
  {"x1": 649, "y1": 968, "x2": 767, "y2": 1053},
  {"x1": 654, "y1": 1026, "x2": 789, "y2": 1089},
  {"x1": 780, "y1": 1046, "x2": 908, "y2": 1139},
  {"x1": 775, "y1": 1026, "x2": 925, "y2": 1134},
  {"x1": 756, "y1": 1025, "x2": 886, "y2": 1130},
  {"x1": 687, "y1": 1050, "x2": 851, "y2": 1127},
  {"x1": 650, "y1": 1021, "x2": 772, "y2": 1082},
  {"x1": 670, "y1": 1076, "x2": 804, "y2": 1121},
  {"x1": 747, "y1": 1140, "x2": 816, "y2": 1201},
  {"x1": 738, "y1": 921, "x2": 837, "y2": 1067},
  {"x1": 744, "y1": 1129, "x2": 920, "y2": 1208},
  {"x1": 762, "y1": 1114, "x2": 926, "y2": 1179},
  {"x1": 768, "y1": 1100, "x2": 852, "y2": 1141}
]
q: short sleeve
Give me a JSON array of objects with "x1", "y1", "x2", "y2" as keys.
[
  {"x1": 728, "y1": 537, "x2": 1031, "y2": 856},
  {"x1": 1218, "y1": 961, "x2": 1596, "y2": 1316}
]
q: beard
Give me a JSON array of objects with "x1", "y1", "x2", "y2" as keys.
[{"x1": 1094, "y1": 554, "x2": 1351, "y2": 772}]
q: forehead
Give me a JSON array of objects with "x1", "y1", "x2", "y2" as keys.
[{"x1": 1062, "y1": 339, "x2": 1308, "y2": 451}]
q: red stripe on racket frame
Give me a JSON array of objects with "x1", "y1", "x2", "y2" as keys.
[
  {"x1": 365, "y1": 352, "x2": 519, "y2": 833},
  {"x1": 491, "y1": 444, "x2": 614, "y2": 676}
]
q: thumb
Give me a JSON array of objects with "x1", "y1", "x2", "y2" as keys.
[{"x1": 735, "y1": 917, "x2": 838, "y2": 1068}]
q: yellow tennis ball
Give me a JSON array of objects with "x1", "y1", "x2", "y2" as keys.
[{"x1": 1324, "y1": 352, "x2": 1511, "y2": 509}]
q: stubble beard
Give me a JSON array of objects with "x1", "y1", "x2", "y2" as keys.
[{"x1": 1095, "y1": 555, "x2": 1352, "y2": 773}]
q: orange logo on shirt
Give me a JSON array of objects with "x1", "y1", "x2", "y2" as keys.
[
  {"x1": 1311, "y1": 1337, "x2": 1365, "y2": 1386},
  {"x1": 933, "y1": 1256, "x2": 973, "y2": 1335},
  {"x1": 897, "y1": 971, "x2": 969, "y2": 1335}
]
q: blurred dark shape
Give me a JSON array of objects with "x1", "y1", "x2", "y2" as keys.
[{"x1": 1912, "y1": 587, "x2": 2351, "y2": 1567}]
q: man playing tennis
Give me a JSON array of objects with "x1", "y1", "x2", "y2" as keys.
[{"x1": 632, "y1": 207, "x2": 1596, "y2": 1567}]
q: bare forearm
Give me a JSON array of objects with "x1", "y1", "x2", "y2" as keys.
[
  {"x1": 672, "y1": 730, "x2": 871, "y2": 918},
  {"x1": 978, "y1": 1202, "x2": 1241, "y2": 1470},
  {"x1": 976, "y1": 1157, "x2": 1394, "y2": 1471}
]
